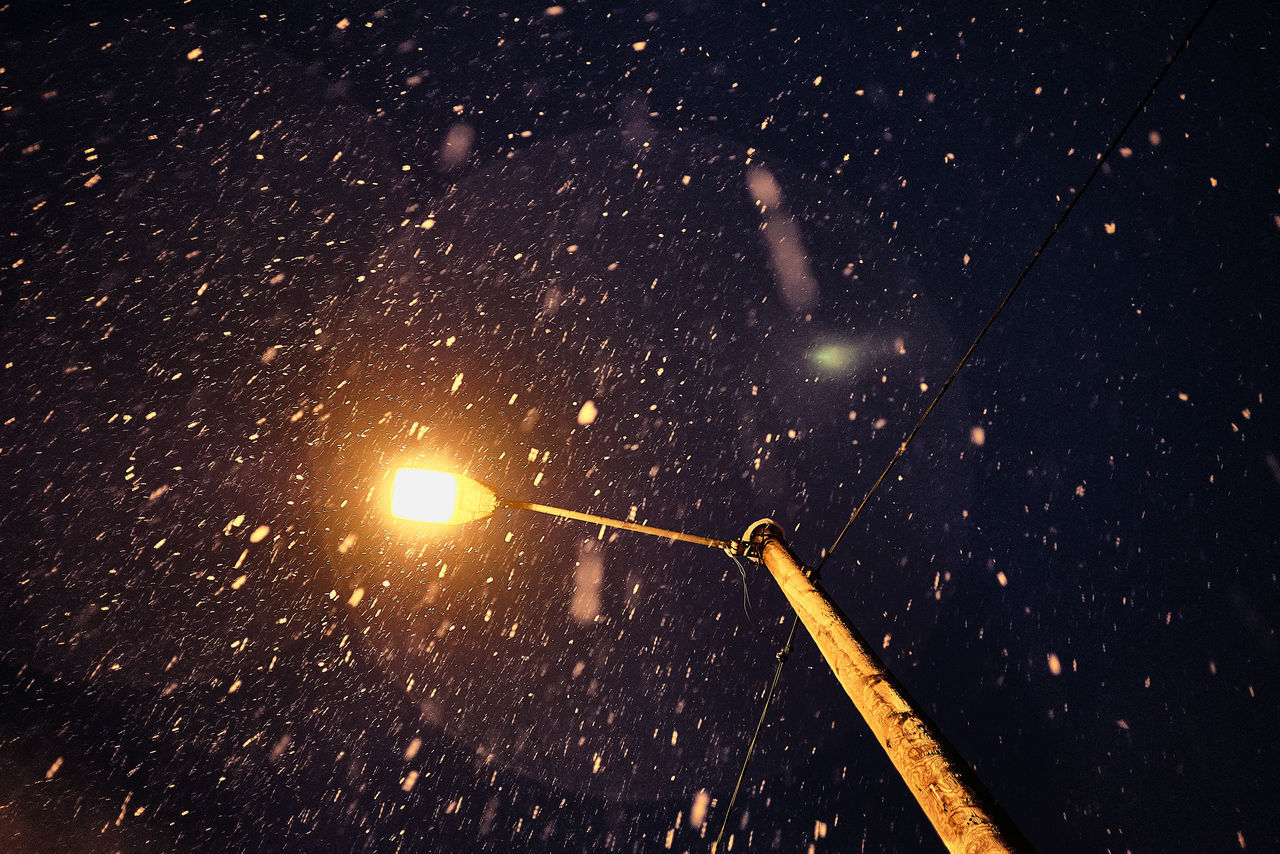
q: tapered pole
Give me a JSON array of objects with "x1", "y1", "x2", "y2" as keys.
[{"x1": 748, "y1": 520, "x2": 1025, "y2": 854}]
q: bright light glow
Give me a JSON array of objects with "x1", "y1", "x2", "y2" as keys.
[
  {"x1": 390, "y1": 468, "x2": 499, "y2": 525},
  {"x1": 808, "y1": 339, "x2": 862, "y2": 374},
  {"x1": 392, "y1": 469, "x2": 458, "y2": 523}
]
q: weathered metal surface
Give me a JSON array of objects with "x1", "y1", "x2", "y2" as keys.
[{"x1": 756, "y1": 526, "x2": 1023, "y2": 854}]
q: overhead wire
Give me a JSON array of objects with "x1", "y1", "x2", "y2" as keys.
[{"x1": 713, "y1": 1, "x2": 1222, "y2": 848}]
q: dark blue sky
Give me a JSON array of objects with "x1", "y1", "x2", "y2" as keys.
[{"x1": 2, "y1": 2, "x2": 1276, "y2": 852}]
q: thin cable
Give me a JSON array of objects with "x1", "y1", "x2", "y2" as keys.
[
  {"x1": 727, "y1": 551, "x2": 755, "y2": 622},
  {"x1": 713, "y1": 617, "x2": 800, "y2": 852},
  {"x1": 714, "y1": 3, "x2": 1220, "y2": 846},
  {"x1": 818, "y1": 0, "x2": 1219, "y2": 572}
]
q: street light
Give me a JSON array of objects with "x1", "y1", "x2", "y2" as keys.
[
  {"x1": 390, "y1": 467, "x2": 745, "y2": 553},
  {"x1": 389, "y1": 466, "x2": 1025, "y2": 854},
  {"x1": 391, "y1": 469, "x2": 498, "y2": 525}
]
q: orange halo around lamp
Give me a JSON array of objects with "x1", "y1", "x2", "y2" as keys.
[{"x1": 390, "y1": 468, "x2": 498, "y2": 525}]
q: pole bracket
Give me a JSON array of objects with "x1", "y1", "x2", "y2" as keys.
[{"x1": 738, "y1": 518, "x2": 786, "y2": 564}]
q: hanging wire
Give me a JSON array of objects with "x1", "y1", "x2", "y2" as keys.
[
  {"x1": 726, "y1": 550, "x2": 756, "y2": 622},
  {"x1": 713, "y1": 616, "x2": 799, "y2": 849},
  {"x1": 713, "y1": 2, "x2": 1220, "y2": 848},
  {"x1": 816, "y1": 0, "x2": 1221, "y2": 573}
]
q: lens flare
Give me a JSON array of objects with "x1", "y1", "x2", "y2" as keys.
[{"x1": 809, "y1": 341, "x2": 860, "y2": 373}]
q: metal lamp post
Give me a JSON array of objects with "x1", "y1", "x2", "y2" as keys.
[
  {"x1": 741, "y1": 519, "x2": 1024, "y2": 854},
  {"x1": 388, "y1": 468, "x2": 1024, "y2": 854}
]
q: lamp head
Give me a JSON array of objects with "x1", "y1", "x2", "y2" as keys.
[{"x1": 391, "y1": 468, "x2": 498, "y2": 525}]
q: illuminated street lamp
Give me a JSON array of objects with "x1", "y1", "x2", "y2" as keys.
[
  {"x1": 390, "y1": 467, "x2": 744, "y2": 553},
  {"x1": 389, "y1": 466, "x2": 1024, "y2": 854}
]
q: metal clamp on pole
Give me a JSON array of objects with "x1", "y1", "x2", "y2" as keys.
[
  {"x1": 722, "y1": 538, "x2": 755, "y2": 560},
  {"x1": 742, "y1": 519, "x2": 1027, "y2": 854}
]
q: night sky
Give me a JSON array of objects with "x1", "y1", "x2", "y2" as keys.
[{"x1": 2, "y1": 2, "x2": 1277, "y2": 852}]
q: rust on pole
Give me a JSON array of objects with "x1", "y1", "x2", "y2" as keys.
[{"x1": 747, "y1": 520, "x2": 1025, "y2": 854}]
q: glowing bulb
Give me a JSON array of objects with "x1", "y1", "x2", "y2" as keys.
[
  {"x1": 392, "y1": 469, "x2": 457, "y2": 522},
  {"x1": 390, "y1": 469, "x2": 498, "y2": 525}
]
